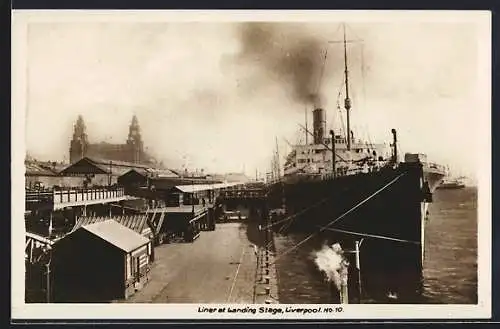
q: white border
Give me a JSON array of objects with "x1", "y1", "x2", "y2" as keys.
[{"x1": 11, "y1": 10, "x2": 492, "y2": 320}]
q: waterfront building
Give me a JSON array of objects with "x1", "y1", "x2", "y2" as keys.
[{"x1": 69, "y1": 115, "x2": 154, "y2": 165}]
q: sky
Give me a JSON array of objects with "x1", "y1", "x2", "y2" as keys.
[{"x1": 23, "y1": 14, "x2": 488, "y2": 179}]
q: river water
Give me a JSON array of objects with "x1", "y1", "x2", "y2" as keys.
[{"x1": 274, "y1": 187, "x2": 478, "y2": 304}]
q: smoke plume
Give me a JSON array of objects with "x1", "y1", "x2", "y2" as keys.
[
  {"x1": 313, "y1": 243, "x2": 347, "y2": 291},
  {"x1": 237, "y1": 23, "x2": 330, "y2": 107}
]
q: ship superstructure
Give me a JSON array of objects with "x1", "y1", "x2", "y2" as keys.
[{"x1": 283, "y1": 107, "x2": 393, "y2": 183}]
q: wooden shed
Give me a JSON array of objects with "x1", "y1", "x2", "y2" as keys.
[{"x1": 52, "y1": 220, "x2": 152, "y2": 302}]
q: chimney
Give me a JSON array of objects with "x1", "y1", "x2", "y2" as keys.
[{"x1": 313, "y1": 108, "x2": 326, "y2": 145}]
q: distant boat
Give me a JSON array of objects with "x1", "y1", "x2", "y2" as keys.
[{"x1": 437, "y1": 176, "x2": 466, "y2": 189}]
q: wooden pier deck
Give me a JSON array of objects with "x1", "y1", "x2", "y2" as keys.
[{"x1": 116, "y1": 222, "x2": 263, "y2": 304}]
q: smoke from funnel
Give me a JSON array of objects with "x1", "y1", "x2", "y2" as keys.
[
  {"x1": 313, "y1": 243, "x2": 348, "y2": 291},
  {"x1": 237, "y1": 23, "x2": 329, "y2": 107}
]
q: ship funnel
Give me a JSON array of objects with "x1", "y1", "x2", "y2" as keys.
[{"x1": 313, "y1": 108, "x2": 326, "y2": 145}]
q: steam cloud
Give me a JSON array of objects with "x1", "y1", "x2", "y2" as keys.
[
  {"x1": 313, "y1": 243, "x2": 348, "y2": 291},
  {"x1": 237, "y1": 23, "x2": 331, "y2": 107}
]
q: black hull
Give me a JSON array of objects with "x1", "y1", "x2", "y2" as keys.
[{"x1": 267, "y1": 163, "x2": 429, "y2": 303}]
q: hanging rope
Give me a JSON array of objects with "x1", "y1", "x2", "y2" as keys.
[
  {"x1": 314, "y1": 48, "x2": 329, "y2": 99},
  {"x1": 320, "y1": 227, "x2": 420, "y2": 245},
  {"x1": 314, "y1": 24, "x2": 342, "y2": 99},
  {"x1": 263, "y1": 196, "x2": 332, "y2": 249},
  {"x1": 264, "y1": 196, "x2": 330, "y2": 234},
  {"x1": 334, "y1": 79, "x2": 347, "y2": 139},
  {"x1": 360, "y1": 42, "x2": 367, "y2": 115},
  {"x1": 271, "y1": 172, "x2": 407, "y2": 263}
]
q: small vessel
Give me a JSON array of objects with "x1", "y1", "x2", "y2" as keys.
[{"x1": 438, "y1": 176, "x2": 466, "y2": 189}]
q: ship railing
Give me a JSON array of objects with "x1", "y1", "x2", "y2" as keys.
[
  {"x1": 322, "y1": 163, "x2": 388, "y2": 180},
  {"x1": 218, "y1": 189, "x2": 266, "y2": 198},
  {"x1": 425, "y1": 162, "x2": 446, "y2": 173}
]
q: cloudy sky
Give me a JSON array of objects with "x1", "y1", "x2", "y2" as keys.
[{"x1": 21, "y1": 12, "x2": 489, "y2": 179}]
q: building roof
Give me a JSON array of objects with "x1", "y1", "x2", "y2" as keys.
[
  {"x1": 25, "y1": 162, "x2": 59, "y2": 176},
  {"x1": 82, "y1": 220, "x2": 149, "y2": 253},
  {"x1": 224, "y1": 173, "x2": 251, "y2": 183},
  {"x1": 174, "y1": 182, "x2": 244, "y2": 193},
  {"x1": 71, "y1": 214, "x2": 151, "y2": 236},
  {"x1": 87, "y1": 157, "x2": 151, "y2": 169},
  {"x1": 60, "y1": 156, "x2": 175, "y2": 177},
  {"x1": 122, "y1": 167, "x2": 179, "y2": 179}
]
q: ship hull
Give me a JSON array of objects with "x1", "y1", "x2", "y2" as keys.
[{"x1": 267, "y1": 162, "x2": 429, "y2": 303}]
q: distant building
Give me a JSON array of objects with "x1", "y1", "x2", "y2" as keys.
[
  {"x1": 210, "y1": 172, "x2": 250, "y2": 183},
  {"x1": 69, "y1": 115, "x2": 153, "y2": 165},
  {"x1": 25, "y1": 159, "x2": 82, "y2": 189},
  {"x1": 59, "y1": 156, "x2": 178, "y2": 187}
]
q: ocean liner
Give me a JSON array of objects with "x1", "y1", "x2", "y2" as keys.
[{"x1": 266, "y1": 25, "x2": 445, "y2": 302}]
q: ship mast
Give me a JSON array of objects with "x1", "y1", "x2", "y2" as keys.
[
  {"x1": 343, "y1": 23, "x2": 352, "y2": 151},
  {"x1": 275, "y1": 136, "x2": 281, "y2": 182},
  {"x1": 305, "y1": 106, "x2": 308, "y2": 145}
]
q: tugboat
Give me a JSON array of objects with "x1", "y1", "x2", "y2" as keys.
[
  {"x1": 266, "y1": 23, "x2": 436, "y2": 303},
  {"x1": 437, "y1": 176, "x2": 466, "y2": 190}
]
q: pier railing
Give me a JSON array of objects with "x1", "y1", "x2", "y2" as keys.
[
  {"x1": 218, "y1": 188, "x2": 267, "y2": 199},
  {"x1": 53, "y1": 187, "x2": 125, "y2": 204},
  {"x1": 26, "y1": 186, "x2": 127, "y2": 208}
]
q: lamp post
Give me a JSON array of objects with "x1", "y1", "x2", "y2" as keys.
[
  {"x1": 355, "y1": 239, "x2": 364, "y2": 302},
  {"x1": 337, "y1": 239, "x2": 364, "y2": 304}
]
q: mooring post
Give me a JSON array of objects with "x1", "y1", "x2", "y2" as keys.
[{"x1": 340, "y1": 260, "x2": 349, "y2": 304}]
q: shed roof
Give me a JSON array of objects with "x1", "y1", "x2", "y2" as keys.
[
  {"x1": 72, "y1": 214, "x2": 150, "y2": 235},
  {"x1": 82, "y1": 220, "x2": 149, "y2": 253}
]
